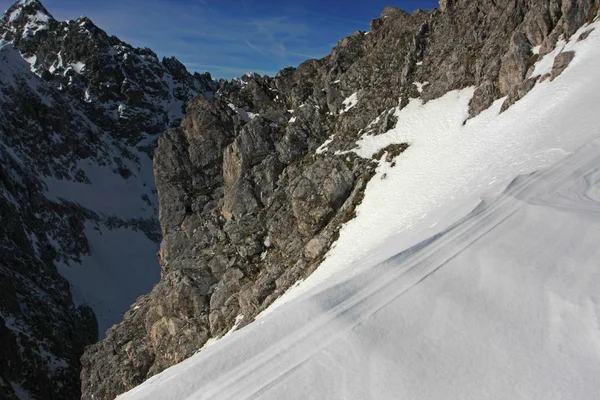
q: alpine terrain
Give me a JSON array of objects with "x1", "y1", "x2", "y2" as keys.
[
  {"x1": 0, "y1": 0, "x2": 214, "y2": 398},
  {"x1": 1, "y1": 0, "x2": 600, "y2": 399}
]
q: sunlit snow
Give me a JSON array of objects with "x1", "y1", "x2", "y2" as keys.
[
  {"x1": 315, "y1": 134, "x2": 335, "y2": 154},
  {"x1": 340, "y1": 91, "x2": 358, "y2": 113},
  {"x1": 120, "y1": 20, "x2": 600, "y2": 400},
  {"x1": 228, "y1": 103, "x2": 257, "y2": 122}
]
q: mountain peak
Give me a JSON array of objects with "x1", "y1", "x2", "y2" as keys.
[
  {"x1": 3, "y1": 0, "x2": 54, "y2": 19},
  {"x1": 1, "y1": 0, "x2": 55, "y2": 40},
  {"x1": 15, "y1": 0, "x2": 43, "y2": 6}
]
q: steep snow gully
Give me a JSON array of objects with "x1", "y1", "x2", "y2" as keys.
[{"x1": 120, "y1": 19, "x2": 600, "y2": 400}]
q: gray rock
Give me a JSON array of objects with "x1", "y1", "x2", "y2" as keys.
[
  {"x1": 562, "y1": 0, "x2": 596, "y2": 37},
  {"x1": 469, "y1": 80, "x2": 499, "y2": 118},
  {"x1": 501, "y1": 77, "x2": 538, "y2": 112},
  {"x1": 499, "y1": 32, "x2": 533, "y2": 96},
  {"x1": 289, "y1": 159, "x2": 354, "y2": 237},
  {"x1": 551, "y1": 51, "x2": 576, "y2": 80}
]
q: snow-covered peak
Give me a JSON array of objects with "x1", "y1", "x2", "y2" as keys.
[
  {"x1": 1, "y1": 0, "x2": 55, "y2": 40},
  {"x1": 16, "y1": 0, "x2": 45, "y2": 5},
  {"x1": 2, "y1": 0, "x2": 54, "y2": 24}
]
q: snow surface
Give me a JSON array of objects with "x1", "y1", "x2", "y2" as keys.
[
  {"x1": 71, "y1": 61, "x2": 85, "y2": 73},
  {"x1": 44, "y1": 155, "x2": 156, "y2": 220},
  {"x1": 38, "y1": 346, "x2": 68, "y2": 371},
  {"x1": 1, "y1": 17, "x2": 170, "y2": 342},
  {"x1": 44, "y1": 141, "x2": 161, "y2": 337},
  {"x1": 22, "y1": 11, "x2": 51, "y2": 37},
  {"x1": 29, "y1": 73, "x2": 162, "y2": 338},
  {"x1": 57, "y1": 222, "x2": 160, "y2": 337},
  {"x1": 315, "y1": 134, "x2": 335, "y2": 154},
  {"x1": 0, "y1": 43, "x2": 52, "y2": 105},
  {"x1": 9, "y1": 9, "x2": 22, "y2": 23},
  {"x1": 228, "y1": 103, "x2": 257, "y2": 122},
  {"x1": 413, "y1": 81, "x2": 429, "y2": 93},
  {"x1": 120, "y1": 21, "x2": 600, "y2": 400},
  {"x1": 9, "y1": 381, "x2": 30, "y2": 400},
  {"x1": 340, "y1": 91, "x2": 358, "y2": 113},
  {"x1": 529, "y1": 32, "x2": 582, "y2": 78},
  {"x1": 266, "y1": 20, "x2": 599, "y2": 314}
]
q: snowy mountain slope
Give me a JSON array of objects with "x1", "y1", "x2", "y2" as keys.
[
  {"x1": 0, "y1": 0, "x2": 217, "y2": 399},
  {"x1": 0, "y1": 40, "x2": 99, "y2": 400},
  {"x1": 119, "y1": 16, "x2": 600, "y2": 400},
  {"x1": 83, "y1": 1, "x2": 600, "y2": 398},
  {"x1": 0, "y1": 0, "x2": 215, "y2": 338}
]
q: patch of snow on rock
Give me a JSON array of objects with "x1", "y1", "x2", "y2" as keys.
[
  {"x1": 316, "y1": 135, "x2": 335, "y2": 154},
  {"x1": 228, "y1": 103, "x2": 256, "y2": 122},
  {"x1": 341, "y1": 92, "x2": 358, "y2": 114},
  {"x1": 413, "y1": 81, "x2": 429, "y2": 93}
]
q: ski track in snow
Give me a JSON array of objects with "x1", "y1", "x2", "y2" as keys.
[{"x1": 119, "y1": 21, "x2": 600, "y2": 400}]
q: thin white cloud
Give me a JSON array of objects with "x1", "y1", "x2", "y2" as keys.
[{"x1": 243, "y1": 38, "x2": 265, "y2": 55}]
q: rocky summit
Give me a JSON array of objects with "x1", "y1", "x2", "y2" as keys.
[{"x1": 0, "y1": 0, "x2": 597, "y2": 399}]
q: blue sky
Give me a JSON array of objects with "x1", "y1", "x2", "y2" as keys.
[{"x1": 1, "y1": 0, "x2": 439, "y2": 79}]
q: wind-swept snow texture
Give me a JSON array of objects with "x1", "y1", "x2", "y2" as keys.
[{"x1": 120, "y1": 21, "x2": 600, "y2": 400}]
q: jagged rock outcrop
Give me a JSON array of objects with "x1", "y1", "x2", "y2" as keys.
[
  {"x1": 0, "y1": 1, "x2": 216, "y2": 399},
  {"x1": 81, "y1": 1, "x2": 598, "y2": 399}
]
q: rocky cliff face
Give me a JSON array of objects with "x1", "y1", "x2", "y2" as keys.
[
  {"x1": 81, "y1": 0, "x2": 599, "y2": 399},
  {"x1": 0, "y1": 1, "x2": 215, "y2": 399}
]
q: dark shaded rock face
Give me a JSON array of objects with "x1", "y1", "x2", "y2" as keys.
[
  {"x1": 0, "y1": 1, "x2": 215, "y2": 399},
  {"x1": 81, "y1": 1, "x2": 598, "y2": 399}
]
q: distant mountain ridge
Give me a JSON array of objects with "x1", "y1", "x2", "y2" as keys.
[{"x1": 0, "y1": 0, "x2": 215, "y2": 398}]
